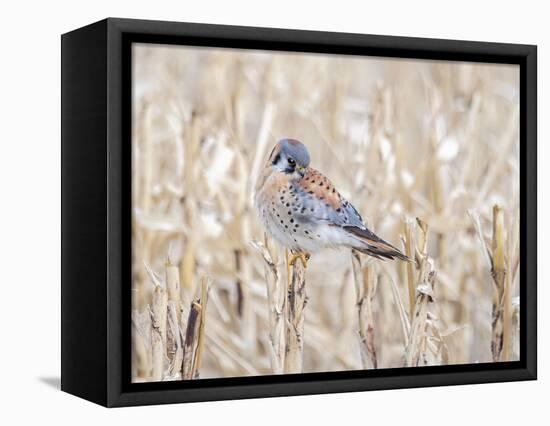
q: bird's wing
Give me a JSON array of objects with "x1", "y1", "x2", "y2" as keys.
[
  {"x1": 292, "y1": 167, "x2": 365, "y2": 228},
  {"x1": 293, "y1": 168, "x2": 409, "y2": 261}
]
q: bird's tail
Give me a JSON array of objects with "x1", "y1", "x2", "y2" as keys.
[{"x1": 344, "y1": 225, "x2": 411, "y2": 262}]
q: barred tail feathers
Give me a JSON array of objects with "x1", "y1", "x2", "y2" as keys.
[{"x1": 343, "y1": 225, "x2": 411, "y2": 262}]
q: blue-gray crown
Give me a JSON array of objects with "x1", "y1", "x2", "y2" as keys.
[{"x1": 278, "y1": 139, "x2": 310, "y2": 167}]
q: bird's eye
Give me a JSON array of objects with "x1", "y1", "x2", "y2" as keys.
[{"x1": 288, "y1": 157, "x2": 296, "y2": 167}]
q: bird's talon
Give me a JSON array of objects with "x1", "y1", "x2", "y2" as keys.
[{"x1": 289, "y1": 252, "x2": 310, "y2": 268}]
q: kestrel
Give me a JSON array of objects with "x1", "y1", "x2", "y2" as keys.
[{"x1": 254, "y1": 138, "x2": 409, "y2": 265}]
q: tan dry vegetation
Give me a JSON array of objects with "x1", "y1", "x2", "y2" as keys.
[{"x1": 131, "y1": 44, "x2": 520, "y2": 382}]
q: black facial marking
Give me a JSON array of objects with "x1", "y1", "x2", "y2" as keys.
[{"x1": 272, "y1": 153, "x2": 281, "y2": 165}]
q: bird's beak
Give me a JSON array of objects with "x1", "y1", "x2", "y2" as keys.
[{"x1": 296, "y1": 165, "x2": 305, "y2": 177}]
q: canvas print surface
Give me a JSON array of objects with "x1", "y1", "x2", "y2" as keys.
[{"x1": 131, "y1": 43, "x2": 520, "y2": 382}]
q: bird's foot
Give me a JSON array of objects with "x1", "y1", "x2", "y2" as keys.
[{"x1": 288, "y1": 251, "x2": 311, "y2": 268}]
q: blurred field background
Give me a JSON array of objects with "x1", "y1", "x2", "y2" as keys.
[{"x1": 131, "y1": 43, "x2": 520, "y2": 382}]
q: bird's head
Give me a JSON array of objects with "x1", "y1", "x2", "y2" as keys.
[{"x1": 268, "y1": 138, "x2": 310, "y2": 178}]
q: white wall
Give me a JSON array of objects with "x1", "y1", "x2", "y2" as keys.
[{"x1": 0, "y1": 0, "x2": 544, "y2": 423}]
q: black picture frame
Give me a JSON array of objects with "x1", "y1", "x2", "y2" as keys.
[{"x1": 61, "y1": 17, "x2": 537, "y2": 407}]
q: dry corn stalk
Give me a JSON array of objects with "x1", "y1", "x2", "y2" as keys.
[
  {"x1": 403, "y1": 218, "x2": 416, "y2": 320},
  {"x1": 167, "y1": 301, "x2": 183, "y2": 377},
  {"x1": 404, "y1": 218, "x2": 437, "y2": 367},
  {"x1": 166, "y1": 259, "x2": 181, "y2": 309},
  {"x1": 251, "y1": 238, "x2": 286, "y2": 373},
  {"x1": 180, "y1": 230, "x2": 196, "y2": 310},
  {"x1": 132, "y1": 311, "x2": 151, "y2": 380},
  {"x1": 469, "y1": 206, "x2": 513, "y2": 362},
  {"x1": 152, "y1": 284, "x2": 168, "y2": 345},
  {"x1": 491, "y1": 205, "x2": 508, "y2": 361},
  {"x1": 351, "y1": 250, "x2": 378, "y2": 369},
  {"x1": 195, "y1": 278, "x2": 210, "y2": 374},
  {"x1": 182, "y1": 302, "x2": 201, "y2": 379},
  {"x1": 182, "y1": 279, "x2": 209, "y2": 379},
  {"x1": 284, "y1": 251, "x2": 308, "y2": 373},
  {"x1": 165, "y1": 259, "x2": 182, "y2": 372},
  {"x1": 150, "y1": 285, "x2": 167, "y2": 380}
]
